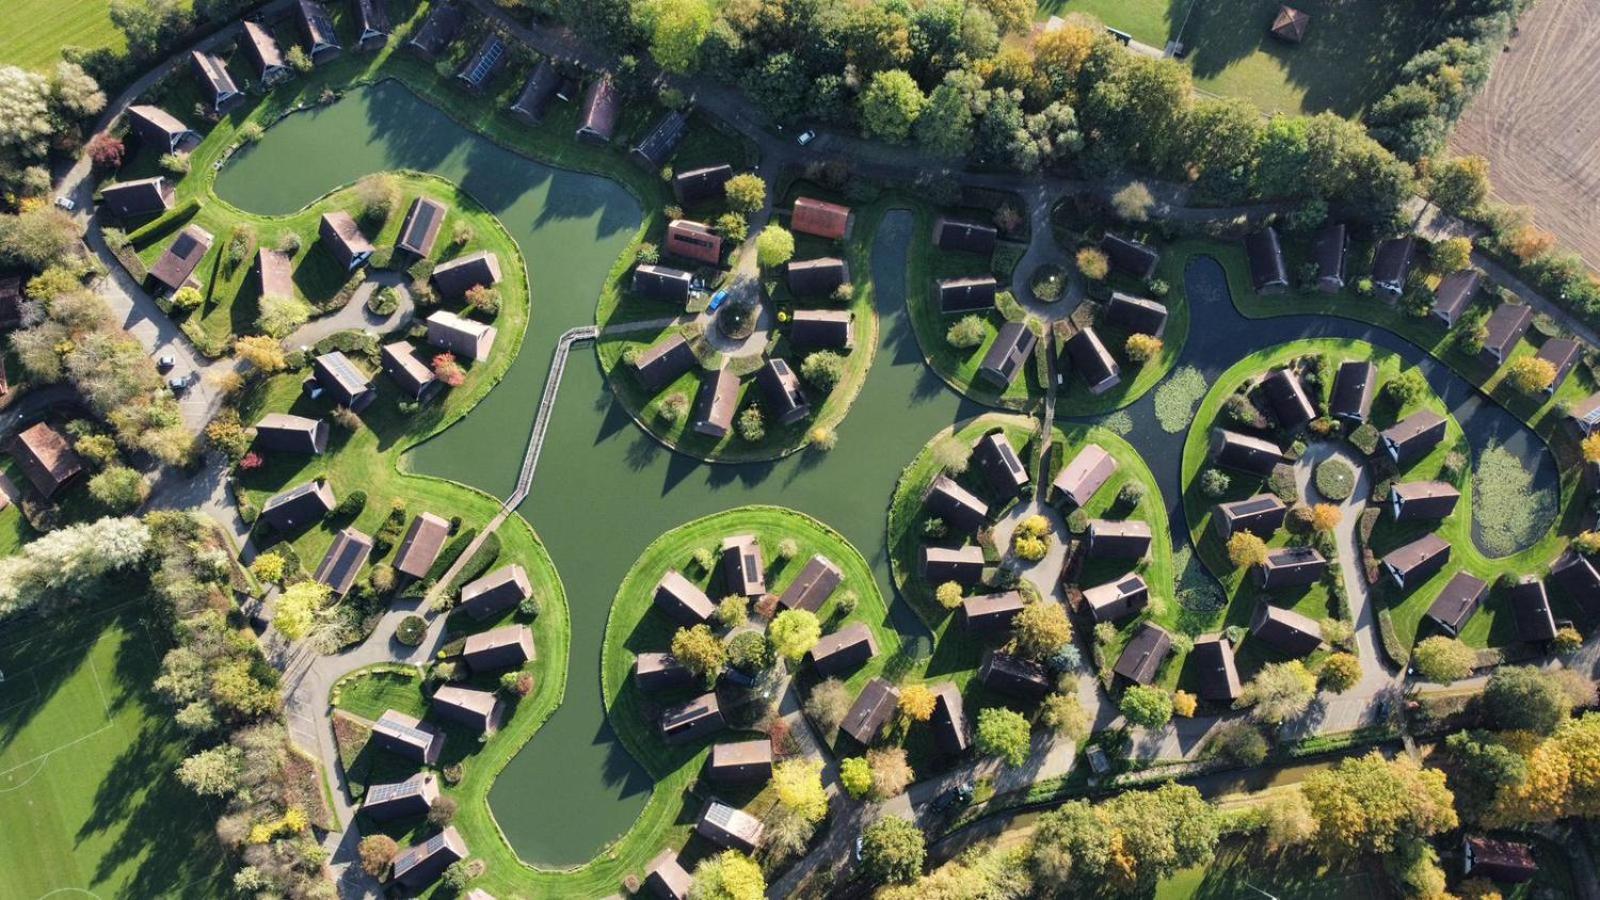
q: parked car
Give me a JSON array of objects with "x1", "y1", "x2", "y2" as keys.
[
  {"x1": 54, "y1": 196, "x2": 75, "y2": 211},
  {"x1": 156, "y1": 354, "x2": 176, "y2": 373},
  {"x1": 797, "y1": 129, "x2": 817, "y2": 146}
]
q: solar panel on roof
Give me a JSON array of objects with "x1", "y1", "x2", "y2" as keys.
[
  {"x1": 172, "y1": 234, "x2": 197, "y2": 255},
  {"x1": 467, "y1": 40, "x2": 504, "y2": 84},
  {"x1": 378, "y1": 713, "x2": 434, "y2": 746},
  {"x1": 322, "y1": 353, "x2": 367, "y2": 389},
  {"x1": 365, "y1": 778, "x2": 422, "y2": 804}
]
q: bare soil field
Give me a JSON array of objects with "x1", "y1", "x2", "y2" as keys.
[{"x1": 1450, "y1": 0, "x2": 1600, "y2": 267}]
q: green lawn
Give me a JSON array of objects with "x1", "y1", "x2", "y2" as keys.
[
  {"x1": 0, "y1": 598, "x2": 228, "y2": 897},
  {"x1": 1156, "y1": 838, "x2": 1382, "y2": 899},
  {"x1": 0, "y1": 0, "x2": 123, "y2": 71},
  {"x1": 1036, "y1": 0, "x2": 1437, "y2": 116},
  {"x1": 332, "y1": 663, "x2": 429, "y2": 721}
]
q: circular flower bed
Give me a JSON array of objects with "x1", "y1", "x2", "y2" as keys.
[
  {"x1": 395, "y1": 614, "x2": 427, "y2": 647},
  {"x1": 1314, "y1": 458, "x2": 1356, "y2": 502},
  {"x1": 1029, "y1": 264, "x2": 1068, "y2": 303},
  {"x1": 367, "y1": 285, "x2": 400, "y2": 316}
]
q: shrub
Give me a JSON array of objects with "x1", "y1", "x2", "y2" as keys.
[
  {"x1": 257, "y1": 295, "x2": 312, "y2": 338},
  {"x1": 427, "y1": 796, "x2": 458, "y2": 826},
  {"x1": 840, "y1": 757, "x2": 872, "y2": 798},
  {"x1": 464, "y1": 284, "x2": 500, "y2": 315},
  {"x1": 946, "y1": 314, "x2": 985, "y2": 348},
  {"x1": 1117, "y1": 482, "x2": 1145, "y2": 508},
  {"x1": 1226, "y1": 532, "x2": 1268, "y2": 568},
  {"x1": 395, "y1": 615, "x2": 427, "y2": 646},
  {"x1": 1319, "y1": 653, "x2": 1362, "y2": 693},
  {"x1": 1413, "y1": 636, "x2": 1474, "y2": 683},
  {"x1": 931, "y1": 435, "x2": 971, "y2": 472},
  {"x1": 1204, "y1": 720, "x2": 1268, "y2": 766},
  {"x1": 756, "y1": 224, "x2": 794, "y2": 268},
  {"x1": 89, "y1": 466, "x2": 148, "y2": 511},
  {"x1": 170, "y1": 285, "x2": 203, "y2": 310},
  {"x1": 86, "y1": 134, "x2": 124, "y2": 169},
  {"x1": 1119, "y1": 685, "x2": 1173, "y2": 729},
  {"x1": 336, "y1": 490, "x2": 367, "y2": 516},
  {"x1": 805, "y1": 679, "x2": 851, "y2": 736},
  {"x1": 1076, "y1": 247, "x2": 1109, "y2": 280},
  {"x1": 1125, "y1": 332, "x2": 1162, "y2": 363},
  {"x1": 658, "y1": 391, "x2": 689, "y2": 424},
  {"x1": 1506, "y1": 355, "x2": 1556, "y2": 394},
  {"x1": 800, "y1": 351, "x2": 845, "y2": 391},
  {"x1": 1199, "y1": 468, "x2": 1231, "y2": 498},
  {"x1": 934, "y1": 581, "x2": 963, "y2": 609},
  {"x1": 159, "y1": 153, "x2": 190, "y2": 176},
  {"x1": 716, "y1": 595, "x2": 749, "y2": 628},
  {"x1": 367, "y1": 286, "x2": 400, "y2": 316},
  {"x1": 737, "y1": 406, "x2": 765, "y2": 442},
  {"x1": 1267, "y1": 465, "x2": 1299, "y2": 503},
  {"x1": 354, "y1": 174, "x2": 399, "y2": 227},
  {"x1": 726, "y1": 630, "x2": 773, "y2": 672},
  {"x1": 1314, "y1": 459, "x2": 1355, "y2": 501}
]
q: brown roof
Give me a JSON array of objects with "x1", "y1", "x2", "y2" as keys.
[
  {"x1": 644, "y1": 850, "x2": 693, "y2": 900},
  {"x1": 1189, "y1": 635, "x2": 1240, "y2": 702},
  {"x1": 257, "y1": 248, "x2": 294, "y2": 300},
  {"x1": 654, "y1": 569, "x2": 715, "y2": 625},
  {"x1": 696, "y1": 800, "x2": 762, "y2": 852},
  {"x1": 722, "y1": 533, "x2": 766, "y2": 597},
  {"x1": 459, "y1": 565, "x2": 533, "y2": 621},
  {"x1": 840, "y1": 678, "x2": 899, "y2": 745},
  {"x1": 381, "y1": 341, "x2": 438, "y2": 399},
  {"x1": 1271, "y1": 5, "x2": 1310, "y2": 42},
  {"x1": 242, "y1": 21, "x2": 286, "y2": 77},
  {"x1": 11, "y1": 422, "x2": 84, "y2": 498},
  {"x1": 806, "y1": 622, "x2": 878, "y2": 677},
  {"x1": 664, "y1": 220, "x2": 723, "y2": 266},
  {"x1": 395, "y1": 512, "x2": 450, "y2": 579},
  {"x1": 462, "y1": 624, "x2": 536, "y2": 671},
  {"x1": 1382, "y1": 533, "x2": 1451, "y2": 588},
  {"x1": 707, "y1": 739, "x2": 774, "y2": 783},
  {"x1": 314, "y1": 527, "x2": 374, "y2": 597},
  {"x1": 1249, "y1": 602, "x2": 1322, "y2": 657},
  {"x1": 431, "y1": 684, "x2": 503, "y2": 733},
  {"x1": 1114, "y1": 622, "x2": 1172, "y2": 685},
  {"x1": 692, "y1": 366, "x2": 739, "y2": 438},
  {"x1": 577, "y1": 76, "x2": 620, "y2": 141},
  {"x1": 929, "y1": 681, "x2": 969, "y2": 754},
  {"x1": 431, "y1": 251, "x2": 502, "y2": 300},
  {"x1": 398, "y1": 196, "x2": 447, "y2": 257},
  {"x1": 923, "y1": 474, "x2": 989, "y2": 535},
  {"x1": 1053, "y1": 443, "x2": 1118, "y2": 507},
  {"x1": 791, "y1": 197, "x2": 851, "y2": 240},
  {"x1": 960, "y1": 590, "x2": 1026, "y2": 632},
  {"x1": 150, "y1": 224, "x2": 214, "y2": 291},
  {"x1": 1425, "y1": 571, "x2": 1487, "y2": 637},
  {"x1": 777, "y1": 554, "x2": 843, "y2": 613},
  {"x1": 319, "y1": 212, "x2": 372, "y2": 269}
]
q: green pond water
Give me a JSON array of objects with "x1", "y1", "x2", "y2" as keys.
[{"x1": 216, "y1": 81, "x2": 977, "y2": 865}]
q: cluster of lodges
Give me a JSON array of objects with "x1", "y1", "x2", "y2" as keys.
[
  {"x1": 626, "y1": 196, "x2": 861, "y2": 440},
  {"x1": 356, "y1": 583, "x2": 536, "y2": 893},
  {"x1": 915, "y1": 427, "x2": 1042, "y2": 595}
]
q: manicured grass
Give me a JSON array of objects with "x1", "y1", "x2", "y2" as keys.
[
  {"x1": 595, "y1": 196, "x2": 888, "y2": 463},
  {"x1": 1156, "y1": 837, "x2": 1382, "y2": 899},
  {"x1": 1036, "y1": 0, "x2": 1435, "y2": 116},
  {"x1": 0, "y1": 598, "x2": 229, "y2": 897},
  {"x1": 0, "y1": 0, "x2": 122, "y2": 71},
  {"x1": 332, "y1": 663, "x2": 428, "y2": 721}
]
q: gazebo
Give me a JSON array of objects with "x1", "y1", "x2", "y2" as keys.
[{"x1": 1270, "y1": 5, "x2": 1310, "y2": 42}]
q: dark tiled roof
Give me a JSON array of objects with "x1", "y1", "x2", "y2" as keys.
[
  {"x1": 314, "y1": 527, "x2": 374, "y2": 596},
  {"x1": 431, "y1": 251, "x2": 502, "y2": 299},
  {"x1": 1390, "y1": 481, "x2": 1461, "y2": 521},
  {"x1": 1100, "y1": 233, "x2": 1159, "y2": 279},
  {"x1": 1261, "y1": 368, "x2": 1315, "y2": 427},
  {"x1": 253, "y1": 412, "x2": 327, "y2": 455},
  {"x1": 1380, "y1": 409, "x2": 1447, "y2": 466},
  {"x1": 1329, "y1": 360, "x2": 1376, "y2": 422},
  {"x1": 631, "y1": 109, "x2": 690, "y2": 169},
  {"x1": 786, "y1": 257, "x2": 849, "y2": 298},
  {"x1": 1244, "y1": 227, "x2": 1288, "y2": 291},
  {"x1": 1053, "y1": 443, "x2": 1118, "y2": 507},
  {"x1": 789, "y1": 309, "x2": 854, "y2": 351},
  {"x1": 933, "y1": 216, "x2": 997, "y2": 255},
  {"x1": 397, "y1": 196, "x2": 447, "y2": 257},
  {"x1": 1255, "y1": 546, "x2": 1327, "y2": 590},
  {"x1": 511, "y1": 59, "x2": 562, "y2": 122},
  {"x1": 1114, "y1": 622, "x2": 1172, "y2": 685},
  {"x1": 409, "y1": 2, "x2": 464, "y2": 58},
  {"x1": 1425, "y1": 571, "x2": 1486, "y2": 636},
  {"x1": 937, "y1": 276, "x2": 997, "y2": 313},
  {"x1": 1062, "y1": 327, "x2": 1120, "y2": 393},
  {"x1": 1249, "y1": 602, "x2": 1322, "y2": 657},
  {"x1": 1189, "y1": 635, "x2": 1241, "y2": 701},
  {"x1": 1313, "y1": 223, "x2": 1347, "y2": 290},
  {"x1": 632, "y1": 264, "x2": 693, "y2": 304},
  {"x1": 577, "y1": 76, "x2": 620, "y2": 141},
  {"x1": 1211, "y1": 429, "x2": 1286, "y2": 477},
  {"x1": 149, "y1": 224, "x2": 213, "y2": 291},
  {"x1": 777, "y1": 554, "x2": 843, "y2": 613},
  {"x1": 977, "y1": 321, "x2": 1037, "y2": 390},
  {"x1": 632, "y1": 332, "x2": 697, "y2": 393},
  {"x1": 1105, "y1": 292, "x2": 1168, "y2": 337},
  {"x1": 99, "y1": 176, "x2": 173, "y2": 219},
  {"x1": 1432, "y1": 270, "x2": 1480, "y2": 323},
  {"x1": 1371, "y1": 237, "x2": 1414, "y2": 292},
  {"x1": 1509, "y1": 579, "x2": 1557, "y2": 642},
  {"x1": 692, "y1": 366, "x2": 739, "y2": 438},
  {"x1": 673, "y1": 164, "x2": 735, "y2": 206},
  {"x1": 807, "y1": 622, "x2": 877, "y2": 677},
  {"x1": 394, "y1": 512, "x2": 450, "y2": 579}
]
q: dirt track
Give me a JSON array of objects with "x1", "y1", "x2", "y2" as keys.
[{"x1": 1450, "y1": 0, "x2": 1600, "y2": 268}]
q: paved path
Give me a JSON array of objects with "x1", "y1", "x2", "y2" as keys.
[{"x1": 282, "y1": 272, "x2": 417, "y2": 349}]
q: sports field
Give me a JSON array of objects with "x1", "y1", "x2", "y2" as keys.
[
  {"x1": 1036, "y1": 0, "x2": 1435, "y2": 116},
  {"x1": 0, "y1": 599, "x2": 227, "y2": 899},
  {"x1": 1156, "y1": 840, "x2": 1382, "y2": 899},
  {"x1": 0, "y1": 0, "x2": 123, "y2": 71}
]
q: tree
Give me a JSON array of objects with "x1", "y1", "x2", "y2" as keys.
[
  {"x1": 464, "y1": 284, "x2": 500, "y2": 314},
  {"x1": 976, "y1": 706, "x2": 1031, "y2": 766},
  {"x1": 1481, "y1": 712, "x2": 1600, "y2": 826},
  {"x1": 755, "y1": 224, "x2": 794, "y2": 268},
  {"x1": 1028, "y1": 784, "x2": 1218, "y2": 893},
  {"x1": 1385, "y1": 368, "x2": 1427, "y2": 405},
  {"x1": 1413, "y1": 635, "x2": 1475, "y2": 683},
  {"x1": 773, "y1": 758, "x2": 828, "y2": 823},
  {"x1": 1583, "y1": 434, "x2": 1600, "y2": 465},
  {"x1": 1258, "y1": 790, "x2": 1316, "y2": 851},
  {"x1": 428, "y1": 795, "x2": 458, "y2": 826},
  {"x1": 1120, "y1": 685, "x2": 1174, "y2": 729},
  {"x1": 1432, "y1": 236, "x2": 1473, "y2": 273},
  {"x1": 1011, "y1": 601, "x2": 1072, "y2": 661},
  {"x1": 916, "y1": 74, "x2": 976, "y2": 158},
  {"x1": 860, "y1": 69, "x2": 926, "y2": 143},
  {"x1": 1172, "y1": 690, "x2": 1197, "y2": 718},
  {"x1": 1483, "y1": 665, "x2": 1571, "y2": 735},
  {"x1": 946, "y1": 314, "x2": 985, "y2": 348},
  {"x1": 671, "y1": 624, "x2": 725, "y2": 680},
  {"x1": 1319, "y1": 652, "x2": 1362, "y2": 693},
  {"x1": 249, "y1": 552, "x2": 286, "y2": 584},
  {"x1": 433, "y1": 352, "x2": 466, "y2": 388},
  {"x1": 1310, "y1": 503, "x2": 1342, "y2": 532},
  {"x1": 1200, "y1": 468, "x2": 1231, "y2": 498},
  {"x1": 1507, "y1": 356, "x2": 1556, "y2": 394},
  {"x1": 273, "y1": 580, "x2": 329, "y2": 640},
  {"x1": 715, "y1": 212, "x2": 749, "y2": 242},
  {"x1": 1427, "y1": 155, "x2": 1490, "y2": 215},
  {"x1": 1301, "y1": 753, "x2": 1457, "y2": 856},
  {"x1": 867, "y1": 746, "x2": 914, "y2": 799},
  {"x1": 0, "y1": 207, "x2": 81, "y2": 270},
  {"x1": 89, "y1": 466, "x2": 148, "y2": 512},
  {"x1": 1204, "y1": 719, "x2": 1269, "y2": 766},
  {"x1": 644, "y1": 0, "x2": 712, "y2": 73},
  {"x1": 689, "y1": 851, "x2": 765, "y2": 900},
  {"x1": 898, "y1": 683, "x2": 935, "y2": 722},
  {"x1": 1125, "y1": 333, "x2": 1162, "y2": 363},
  {"x1": 934, "y1": 580, "x2": 963, "y2": 609},
  {"x1": 1443, "y1": 730, "x2": 1528, "y2": 822},
  {"x1": 717, "y1": 595, "x2": 749, "y2": 628},
  {"x1": 1076, "y1": 247, "x2": 1109, "y2": 280},
  {"x1": 805, "y1": 679, "x2": 851, "y2": 736},
  {"x1": 1112, "y1": 181, "x2": 1156, "y2": 222},
  {"x1": 1041, "y1": 692, "x2": 1089, "y2": 741},
  {"x1": 1388, "y1": 836, "x2": 1449, "y2": 900},
  {"x1": 736, "y1": 405, "x2": 764, "y2": 442},
  {"x1": 256, "y1": 294, "x2": 312, "y2": 338},
  {"x1": 769, "y1": 608, "x2": 820, "y2": 661},
  {"x1": 233, "y1": 334, "x2": 286, "y2": 372},
  {"x1": 840, "y1": 756, "x2": 872, "y2": 798},
  {"x1": 1226, "y1": 532, "x2": 1269, "y2": 569},
  {"x1": 860, "y1": 816, "x2": 926, "y2": 885},
  {"x1": 176, "y1": 745, "x2": 244, "y2": 796},
  {"x1": 86, "y1": 134, "x2": 124, "y2": 169},
  {"x1": 722, "y1": 173, "x2": 766, "y2": 214},
  {"x1": 109, "y1": 0, "x2": 194, "y2": 58},
  {"x1": 358, "y1": 834, "x2": 398, "y2": 877},
  {"x1": 1238, "y1": 660, "x2": 1316, "y2": 726},
  {"x1": 800, "y1": 350, "x2": 846, "y2": 390}
]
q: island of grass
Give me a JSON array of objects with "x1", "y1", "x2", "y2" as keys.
[
  {"x1": 600, "y1": 506, "x2": 897, "y2": 879},
  {"x1": 595, "y1": 183, "x2": 888, "y2": 463},
  {"x1": 886, "y1": 413, "x2": 1172, "y2": 685},
  {"x1": 909, "y1": 206, "x2": 1189, "y2": 416},
  {"x1": 1179, "y1": 339, "x2": 1576, "y2": 686}
]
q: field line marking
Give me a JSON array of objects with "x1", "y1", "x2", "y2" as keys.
[
  {"x1": 0, "y1": 720, "x2": 116, "y2": 785},
  {"x1": 84, "y1": 655, "x2": 113, "y2": 718}
]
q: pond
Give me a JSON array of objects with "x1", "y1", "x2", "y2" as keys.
[{"x1": 217, "y1": 83, "x2": 1558, "y2": 867}]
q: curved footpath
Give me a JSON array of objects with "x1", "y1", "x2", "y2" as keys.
[{"x1": 31, "y1": 7, "x2": 1600, "y2": 899}]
